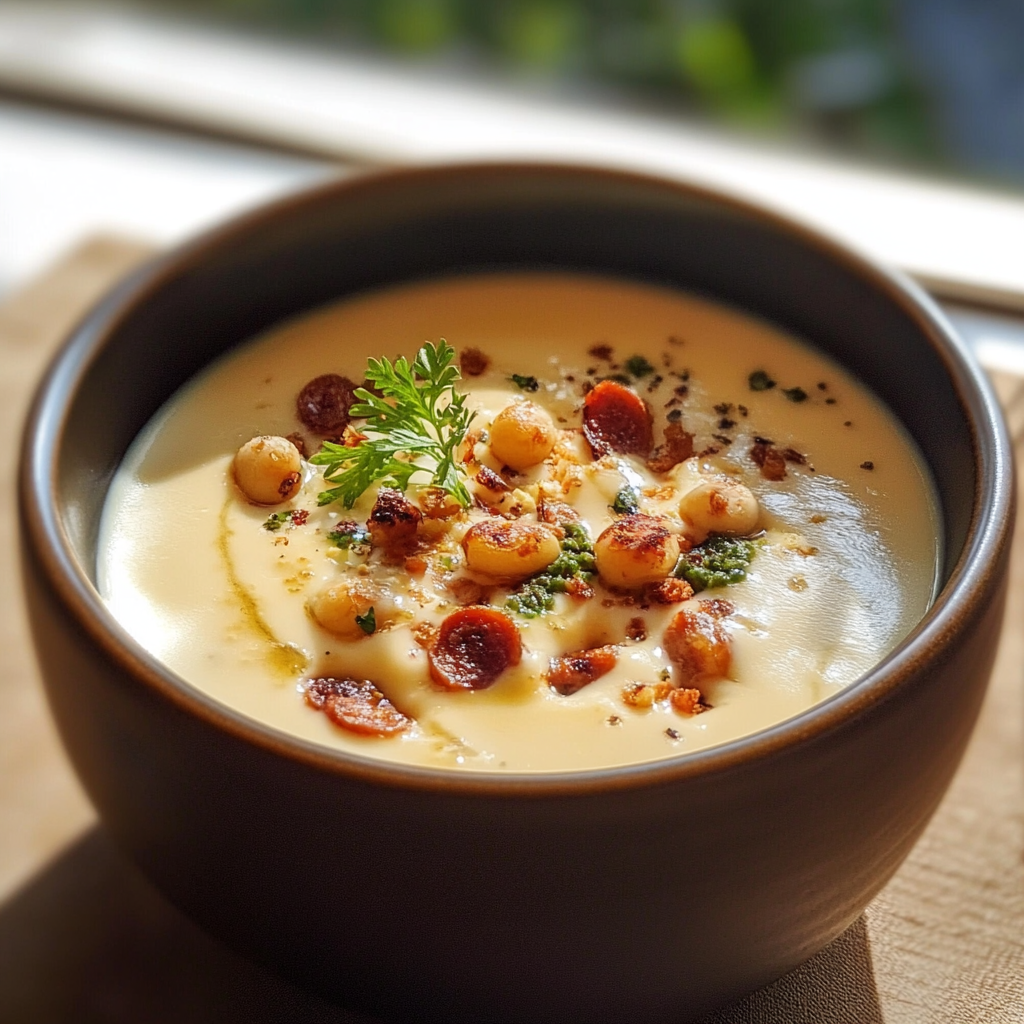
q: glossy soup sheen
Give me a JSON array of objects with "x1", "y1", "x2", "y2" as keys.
[{"x1": 98, "y1": 273, "x2": 941, "y2": 772}]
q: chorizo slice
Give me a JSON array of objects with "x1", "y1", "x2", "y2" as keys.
[
  {"x1": 662, "y1": 605, "x2": 732, "y2": 686},
  {"x1": 547, "y1": 645, "x2": 618, "y2": 696},
  {"x1": 582, "y1": 379, "x2": 654, "y2": 458},
  {"x1": 429, "y1": 606, "x2": 522, "y2": 690},
  {"x1": 304, "y1": 677, "x2": 412, "y2": 736},
  {"x1": 296, "y1": 373, "x2": 359, "y2": 435}
]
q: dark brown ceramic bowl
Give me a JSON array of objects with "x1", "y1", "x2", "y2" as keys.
[{"x1": 19, "y1": 164, "x2": 1014, "y2": 1023}]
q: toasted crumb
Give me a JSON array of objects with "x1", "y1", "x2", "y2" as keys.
[
  {"x1": 622, "y1": 682, "x2": 656, "y2": 709},
  {"x1": 645, "y1": 578, "x2": 694, "y2": 605},
  {"x1": 412, "y1": 621, "x2": 439, "y2": 649},
  {"x1": 670, "y1": 688, "x2": 706, "y2": 716},
  {"x1": 626, "y1": 616, "x2": 647, "y2": 642}
]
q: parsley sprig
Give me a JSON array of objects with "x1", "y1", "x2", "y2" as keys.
[{"x1": 310, "y1": 341, "x2": 475, "y2": 509}]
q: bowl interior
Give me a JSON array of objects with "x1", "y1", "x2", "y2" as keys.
[{"x1": 49, "y1": 165, "x2": 983, "y2": 655}]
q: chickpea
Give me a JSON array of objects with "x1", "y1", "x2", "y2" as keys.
[
  {"x1": 233, "y1": 435, "x2": 302, "y2": 505},
  {"x1": 307, "y1": 579, "x2": 385, "y2": 639},
  {"x1": 462, "y1": 519, "x2": 560, "y2": 582},
  {"x1": 678, "y1": 477, "x2": 759, "y2": 543},
  {"x1": 488, "y1": 401, "x2": 557, "y2": 470},
  {"x1": 594, "y1": 514, "x2": 680, "y2": 590}
]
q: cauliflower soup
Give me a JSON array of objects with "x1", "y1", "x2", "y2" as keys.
[{"x1": 98, "y1": 273, "x2": 940, "y2": 772}]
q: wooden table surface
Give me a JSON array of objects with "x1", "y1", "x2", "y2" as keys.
[{"x1": 2, "y1": 239, "x2": 1022, "y2": 1024}]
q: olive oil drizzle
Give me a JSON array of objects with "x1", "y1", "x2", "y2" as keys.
[{"x1": 218, "y1": 499, "x2": 309, "y2": 678}]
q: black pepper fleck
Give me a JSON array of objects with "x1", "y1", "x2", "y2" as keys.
[
  {"x1": 718, "y1": 417, "x2": 736, "y2": 429},
  {"x1": 861, "y1": 461, "x2": 875, "y2": 470},
  {"x1": 844, "y1": 421, "x2": 853, "y2": 427},
  {"x1": 817, "y1": 382, "x2": 828, "y2": 391},
  {"x1": 826, "y1": 397, "x2": 837, "y2": 405},
  {"x1": 665, "y1": 728, "x2": 681, "y2": 740},
  {"x1": 667, "y1": 409, "x2": 683, "y2": 422},
  {"x1": 712, "y1": 434, "x2": 733, "y2": 446}
]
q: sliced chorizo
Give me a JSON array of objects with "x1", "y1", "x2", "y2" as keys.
[
  {"x1": 429, "y1": 606, "x2": 522, "y2": 690},
  {"x1": 582, "y1": 379, "x2": 654, "y2": 458},
  {"x1": 304, "y1": 677, "x2": 412, "y2": 736},
  {"x1": 296, "y1": 373, "x2": 359, "y2": 435}
]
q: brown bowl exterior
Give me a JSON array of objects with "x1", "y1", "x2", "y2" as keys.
[{"x1": 18, "y1": 164, "x2": 1014, "y2": 1023}]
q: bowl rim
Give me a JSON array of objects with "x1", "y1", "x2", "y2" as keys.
[{"x1": 19, "y1": 160, "x2": 1015, "y2": 796}]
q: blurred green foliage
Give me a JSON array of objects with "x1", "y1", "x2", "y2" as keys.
[{"x1": 129, "y1": 0, "x2": 937, "y2": 164}]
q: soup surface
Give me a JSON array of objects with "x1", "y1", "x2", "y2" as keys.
[{"x1": 99, "y1": 273, "x2": 940, "y2": 772}]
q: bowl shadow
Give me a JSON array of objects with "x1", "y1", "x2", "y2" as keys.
[{"x1": 0, "y1": 827, "x2": 883, "y2": 1024}]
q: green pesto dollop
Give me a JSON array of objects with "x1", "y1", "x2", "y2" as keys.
[
  {"x1": 506, "y1": 523, "x2": 596, "y2": 618},
  {"x1": 612, "y1": 486, "x2": 640, "y2": 515},
  {"x1": 676, "y1": 535, "x2": 758, "y2": 591}
]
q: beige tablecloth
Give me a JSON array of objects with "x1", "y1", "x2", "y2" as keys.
[{"x1": 1, "y1": 239, "x2": 1021, "y2": 1023}]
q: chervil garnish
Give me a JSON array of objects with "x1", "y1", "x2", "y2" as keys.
[{"x1": 310, "y1": 341, "x2": 475, "y2": 509}]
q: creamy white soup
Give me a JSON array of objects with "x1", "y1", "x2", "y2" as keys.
[{"x1": 98, "y1": 274, "x2": 940, "y2": 772}]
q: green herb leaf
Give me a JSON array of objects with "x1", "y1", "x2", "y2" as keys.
[
  {"x1": 782, "y1": 386, "x2": 808, "y2": 403},
  {"x1": 355, "y1": 607, "x2": 376, "y2": 635},
  {"x1": 310, "y1": 340, "x2": 475, "y2": 509},
  {"x1": 748, "y1": 370, "x2": 776, "y2": 392},
  {"x1": 262, "y1": 509, "x2": 309, "y2": 532},
  {"x1": 612, "y1": 486, "x2": 640, "y2": 515},
  {"x1": 625, "y1": 355, "x2": 655, "y2": 378},
  {"x1": 263, "y1": 512, "x2": 288, "y2": 532},
  {"x1": 327, "y1": 521, "x2": 371, "y2": 551},
  {"x1": 510, "y1": 373, "x2": 539, "y2": 392},
  {"x1": 675, "y1": 535, "x2": 758, "y2": 591},
  {"x1": 506, "y1": 523, "x2": 596, "y2": 618}
]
